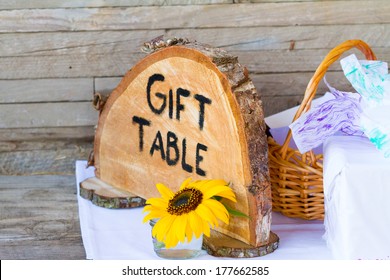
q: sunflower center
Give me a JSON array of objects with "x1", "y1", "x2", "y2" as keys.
[{"x1": 167, "y1": 187, "x2": 203, "y2": 215}]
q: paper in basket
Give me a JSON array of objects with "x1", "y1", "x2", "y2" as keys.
[
  {"x1": 289, "y1": 79, "x2": 363, "y2": 154},
  {"x1": 341, "y1": 54, "x2": 390, "y2": 157}
]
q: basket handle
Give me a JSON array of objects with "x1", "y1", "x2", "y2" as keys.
[{"x1": 280, "y1": 39, "x2": 377, "y2": 158}]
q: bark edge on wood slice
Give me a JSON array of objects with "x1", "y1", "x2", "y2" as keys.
[
  {"x1": 92, "y1": 39, "x2": 274, "y2": 249},
  {"x1": 80, "y1": 177, "x2": 146, "y2": 209},
  {"x1": 203, "y1": 230, "x2": 279, "y2": 258}
]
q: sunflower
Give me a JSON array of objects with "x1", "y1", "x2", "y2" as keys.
[{"x1": 143, "y1": 178, "x2": 237, "y2": 248}]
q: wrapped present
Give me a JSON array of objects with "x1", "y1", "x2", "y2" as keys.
[
  {"x1": 289, "y1": 47, "x2": 390, "y2": 258},
  {"x1": 323, "y1": 135, "x2": 390, "y2": 259}
]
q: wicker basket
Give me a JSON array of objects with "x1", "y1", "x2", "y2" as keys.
[{"x1": 268, "y1": 40, "x2": 377, "y2": 220}]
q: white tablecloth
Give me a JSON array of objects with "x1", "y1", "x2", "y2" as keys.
[{"x1": 76, "y1": 160, "x2": 332, "y2": 260}]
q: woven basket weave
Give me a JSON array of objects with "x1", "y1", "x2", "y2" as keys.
[{"x1": 268, "y1": 40, "x2": 377, "y2": 220}]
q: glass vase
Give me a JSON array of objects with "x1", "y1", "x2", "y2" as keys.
[{"x1": 150, "y1": 219, "x2": 204, "y2": 259}]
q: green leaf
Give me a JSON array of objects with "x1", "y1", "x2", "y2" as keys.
[
  {"x1": 221, "y1": 201, "x2": 250, "y2": 219},
  {"x1": 211, "y1": 190, "x2": 249, "y2": 219}
]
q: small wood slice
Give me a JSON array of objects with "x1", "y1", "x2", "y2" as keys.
[
  {"x1": 79, "y1": 177, "x2": 145, "y2": 208},
  {"x1": 203, "y1": 230, "x2": 279, "y2": 258}
]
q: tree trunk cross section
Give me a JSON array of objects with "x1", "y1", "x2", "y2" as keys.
[{"x1": 88, "y1": 40, "x2": 274, "y2": 253}]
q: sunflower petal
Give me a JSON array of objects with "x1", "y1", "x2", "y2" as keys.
[
  {"x1": 201, "y1": 218, "x2": 211, "y2": 237},
  {"x1": 164, "y1": 214, "x2": 186, "y2": 248},
  {"x1": 164, "y1": 229, "x2": 179, "y2": 248},
  {"x1": 143, "y1": 204, "x2": 166, "y2": 214},
  {"x1": 171, "y1": 214, "x2": 187, "y2": 243},
  {"x1": 195, "y1": 203, "x2": 218, "y2": 228},
  {"x1": 185, "y1": 217, "x2": 193, "y2": 243},
  {"x1": 203, "y1": 185, "x2": 236, "y2": 201},
  {"x1": 213, "y1": 190, "x2": 237, "y2": 202},
  {"x1": 192, "y1": 179, "x2": 226, "y2": 192},
  {"x1": 156, "y1": 183, "x2": 174, "y2": 200},
  {"x1": 145, "y1": 197, "x2": 168, "y2": 209},
  {"x1": 189, "y1": 212, "x2": 203, "y2": 238},
  {"x1": 179, "y1": 177, "x2": 193, "y2": 190},
  {"x1": 153, "y1": 215, "x2": 174, "y2": 242},
  {"x1": 142, "y1": 204, "x2": 153, "y2": 212},
  {"x1": 143, "y1": 212, "x2": 164, "y2": 223},
  {"x1": 202, "y1": 199, "x2": 230, "y2": 225}
]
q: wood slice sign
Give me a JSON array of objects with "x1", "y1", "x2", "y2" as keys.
[{"x1": 83, "y1": 39, "x2": 277, "y2": 255}]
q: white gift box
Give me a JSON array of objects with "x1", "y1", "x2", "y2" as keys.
[{"x1": 323, "y1": 135, "x2": 390, "y2": 259}]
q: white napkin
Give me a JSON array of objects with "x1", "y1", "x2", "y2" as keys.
[{"x1": 76, "y1": 161, "x2": 159, "y2": 259}]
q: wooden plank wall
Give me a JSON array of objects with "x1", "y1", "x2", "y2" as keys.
[{"x1": 1, "y1": 0, "x2": 389, "y2": 175}]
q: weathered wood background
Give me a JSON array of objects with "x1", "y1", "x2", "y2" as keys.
[{"x1": 1, "y1": 0, "x2": 389, "y2": 259}]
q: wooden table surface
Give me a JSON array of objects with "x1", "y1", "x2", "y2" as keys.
[{"x1": 0, "y1": 175, "x2": 86, "y2": 259}]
